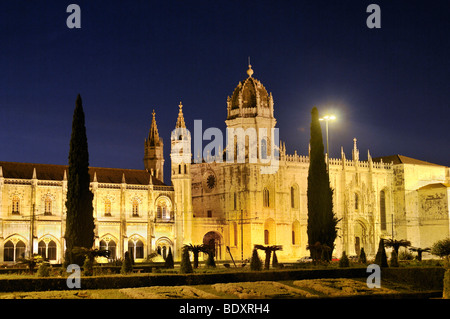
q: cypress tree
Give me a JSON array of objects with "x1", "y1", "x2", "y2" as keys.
[
  {"x1": 180, "y1": 246, "x2": 193, "y2": 274},
  {"x1": 164, "y1": 247, "x2": 174, "y2": 269},
  {"x1": 121, "y1": 251, "x2": 133, "y2": 274},
  {"x1": 375, "y1": 238, "x2": 389, "y2": 267},
  {"x1": 306, "y1": 107, "x2": 339, "y2": 261},
  {"x1": 250, "y1": 248, "x2": 262, "y2": 271},
  {"x1": 65, "y1": 94, "x2": 95, "y2": 266}
]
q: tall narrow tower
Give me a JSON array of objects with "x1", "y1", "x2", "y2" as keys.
[
  {"x1": 171, "y1": 102, "x2": 193, "y2": 255},
  {"x1": 144, "y1": 110, "x2": 164, "y2": 182}
]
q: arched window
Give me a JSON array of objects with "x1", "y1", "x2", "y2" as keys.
[
  {"x1": 355, "y1": 193, "x2": 359, "y2": 210},
  {"x1": 380, "y1": 190, "x2": 387, "y2": 231},
  {"x1": 264, "y1": 230, "x2": 269, "y2": 245},
  {"x1": 263, "y1": 188, "x2": 270, "y2": 207},
  {"x1": 132, "y1": 200, "x2": 139, "y2": 217},
  {"x1": 4, "y1": 239, "x2": 26, "y2": 262},
  {"x1": 128, "y1": 239, "x2": 144, "y2": 259},
  {"x1": 233, "y1": 192, "x2": 237, "y2": 210},
  {"x1": 104, "y1": 199, "x2": 111, "y2": 217},
  {"x1": 290, "y1": 185, "x2": 299, "y2": 209},
  {"x1": 38, "y1": 239, "x2": 57, "y2": 260},
  {"x1": 156, "y1": 197, "x2": 172, "y2": 221},
  {"x1": 12, "y1": 197, "x2": 20, "y2": 215},
  {"x1": 100, "y1": 238, "x2": 116, "y2": 259},
  {"x1": 44, "y1": 197, "x2": 52, "y2": 215}
]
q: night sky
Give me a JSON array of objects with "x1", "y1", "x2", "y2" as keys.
[{"x1": 1, "y1": 1, "x2": 449, "y2": 185}]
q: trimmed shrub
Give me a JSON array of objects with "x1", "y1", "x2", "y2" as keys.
[
  {"x1": 36, "y1": 262, "x2": 50, "y2": 277},
  {"x1": 121, "y1": 252, "x2": 133, "y2": 275},
  {"x1": 374, "y1": 239, "x2": 389, "y2": 267},
  {"x1": 359, "y1": 248, "x2": 367, "y2": 264},
  {"x1": 339, "y1": 251, "x2": 350, "y2": 268},
  {"x1": 179, "y1": 247, "x2": 193, "y2": 274},
  {"x1": 164, "y1": 247, "x2": 174, "y2": 269},
  {"x1": 250, "y1": 249, "x2": 262, "y2": 271}
]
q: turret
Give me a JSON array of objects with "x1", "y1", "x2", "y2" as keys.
[
  {"x1": 144, "y1": 110, "x2": 165, "y2": 182},
  {"x1": 170, "y1": 102, "x2": 193, "y2": 256}
]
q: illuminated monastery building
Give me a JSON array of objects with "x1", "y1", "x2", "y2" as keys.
[{"x1": 0, "y1": 65, "x2": 449, "y2": 264}]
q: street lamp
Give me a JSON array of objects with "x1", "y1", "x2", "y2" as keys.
[{"x1": 319, "y1": 114, "x2": 336, "y2": 172}]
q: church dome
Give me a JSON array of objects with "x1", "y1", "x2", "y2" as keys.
[{"x1": 227, "y1": 64, "x2": 274, "y2": 120}]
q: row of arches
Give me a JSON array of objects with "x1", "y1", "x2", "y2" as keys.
[{"x1": 1, "y1": 234, "x2": 174, "y2": 263}]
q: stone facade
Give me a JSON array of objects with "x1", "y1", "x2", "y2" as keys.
[{"x1": 0, "y1": 65, "x2": 449, "y2": 264}]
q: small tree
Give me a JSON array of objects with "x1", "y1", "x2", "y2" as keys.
[
  {"x1": 250, "y1": 248, "x2": 262, "y2": 271},
  {"x1": 384, "y1": 239, "x2": 411, "y2": 255},
  {"x1": 272, "y1": 250, "x2": 279, "y2": 268},
  {"x1": 409, "y1": 247, "x2": 431, "y2": 261},
  {"x1": 71, "y1": 247, "x2": 110, "y2": 276},
  {"x1": 179, "y1": 246, "x2": 193, "y2": 274},
  {"x1": 36, "y1": 261, "x2": 50, "y2": 277},
  {"x1": 390, "y1": 250, "x2": 399, "y2": 267},
  {"x1": 121, "y1": 251, "x2": 133, "y2": 274},
  {"x1": 339, "y1": 251, "x2": 350, "y2": 267},
  {"x1": 185, "y1": 244, "x2": 206, "y2": 269},
  {"x1": 374, "y1": 239, "x2": 389, "y2": 267},
  {"x1": 431, "y1": 238, "x2": 450, "y2": 266},
  {"x1": 359, "y1": 247, "x2": 367, "y2": 264},
  {"x1": 164, "y1": 247, "x2": 174, "y2": 269},
  {"x1": 254, "y1": 245, "x2": 282, "y2": 270},
  {"x1": 205, "y1": 251, "x2": 216, "y2": 268}
]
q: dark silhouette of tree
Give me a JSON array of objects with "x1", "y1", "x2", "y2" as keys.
[
  {"x1": 409, "y1": 246, "x2": 430, "y2": 261},
  {"x1": 121, "y1": 251, "x2": 133, "y2": 274},
  {"x1": 375, "y1": 239, "x2": 389, "y2": 267},
  {"x1": 185, "y1": 244, "x2": 207, "y2": 269},
  {"x1": 254, "y1": 245, "x2": 282, "y2": 269},
  {"x1": 307, "y1": 107, "x2": 340, "y2": 261},
  {"x1": 250, "y1": 248, "x2": 262, "y2": 271},
  {"x1": 164, "y1": 247, "x2": 174, "y2": 269},
  {"x1": 180, "y1": 245, "x2": 193, "y2": 274},
  {"x1": 384, "y1": 239, "x2": 411, "y2": 255},
  {"x1": 65, "y1": 94, "x2": 95, "y2": 266}
]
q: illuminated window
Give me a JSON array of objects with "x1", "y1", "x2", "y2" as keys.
[
  {"x1": 100, "y1": 239, "x2": 116, "y2": 259},
  {"x1": 104, "y1": 199, "x2": 111, "y2": 217},
  {"x1": 128, "y1": 239, "x2": 144, "y2": 259},
  {"x1": 4, "y1": 240, "x2": 26, "y2": 262},
  {"x1": 44, "y1": 197, "x2": 52, "y2": 215},
  {"x1": 132, "y1": 200, "x2": 139, "y2": 217},
  {"x1": 38, "y1": 240, "x2": 57, "y2": 260},
  {"x1": 11, "y1": 197, "x2": 20, "y2": 214}
]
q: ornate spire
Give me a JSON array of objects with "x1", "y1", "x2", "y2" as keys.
[
  {"x1": 176, "y1": 101, "x2": 186, "y2": 128},
  {"x1": 148, "y1": 109, "x2": 161, "y2": 146},
  {"x1": 247, "y1": 63, "x2": 254, "y2": 78}
]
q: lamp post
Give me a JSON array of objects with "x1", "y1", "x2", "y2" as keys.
[{"x1": 319, "y1": 114, "x2": 336, "y2": 172}]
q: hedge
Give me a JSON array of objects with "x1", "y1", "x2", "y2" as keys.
[{"x1": 0, "y1": 267, "x2": 444, "y2": 293}]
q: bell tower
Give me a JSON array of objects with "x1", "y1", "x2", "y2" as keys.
[
  {"x1": 144, "y1": 110, "x2": 164, "y2": 182},
  {"x1": 170, "y1": 102, "x2": 193, "y2": 254}
]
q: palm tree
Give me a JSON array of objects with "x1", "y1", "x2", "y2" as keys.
[
  {"x1": 185, "y1": 244, "x2": 207, "y2": 269},
  {"x1": 409, "y1": 246, "x2": 431, "y2": 261},
  {"x1": 384, "y1": 239, "x2": 411, "y2": 254},
  {"x1": 254, "y1": 245, "x2": 283, "y2": 269}
]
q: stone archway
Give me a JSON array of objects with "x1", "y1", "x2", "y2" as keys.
[
  {"x1": 203, "y1": 231, "x2": 222, "y2": 260},
  {"x1": 354, "y1": 219, "x2": 369, "y2": 256}
]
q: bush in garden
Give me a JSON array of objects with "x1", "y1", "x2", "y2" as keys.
[
  {"x1": 121, "y1": 252, "x2": 133, "y2": 275},
  {"x1": 358, "y1": 247, "x2": 367, "y2": 264},
  {"x1": 374, "y1": 239, "x2": 389, "y2": 267},
  {"x1": 179, "y1": 246, "x2": 193, "y2": 274},
  {"x1": 339, "y1": 251, "x2": 349, "y2": 267},
  {"x1": 250, "y1": 248, "x2": 262, "y2": 271},
  {"x1": 164, "y1": 247, "x2": 174, "y2": 269},
  {"x1": 36, "y1": 262, "x2": 50, "y2": 277}
]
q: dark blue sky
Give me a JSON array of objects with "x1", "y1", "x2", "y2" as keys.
[{"x1": 1, "y1": 1, "x2": 449, "y2": 184}]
